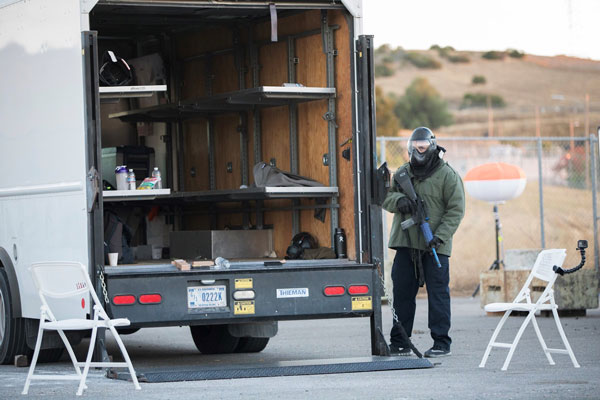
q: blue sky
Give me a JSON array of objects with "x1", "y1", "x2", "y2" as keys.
[{"x1": 362, "y1": 0, "x2": 600, "y2": 60}]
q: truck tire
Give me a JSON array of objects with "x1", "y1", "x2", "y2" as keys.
[
  {"x1": 116, "y1": 327, "x2": 141, "y2": 335},
  {"x1": 234, "y1": 337, "x2": 269, "y2": 353},
  {"x1": 190, "y1": 324, "x2": 239, "y2": 354},
  {"x1": 0, "y1": 268, "x2": 29, "y2": 364}
]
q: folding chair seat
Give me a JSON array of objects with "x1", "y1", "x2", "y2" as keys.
[
  {"x1": 22, "y1": 261, "x2": 141, "y2": 396},
  {"x1": 479, "y1": 249, "x2": 580, "y2": 371}
]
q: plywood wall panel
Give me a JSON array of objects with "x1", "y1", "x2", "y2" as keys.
[
  {"x1": 214, "y1": 114, "x2": 242, "y2": 190},
  {"x1": 183, "y1": 119, "x2": 209, "y2": 191},
  {"x1": 329, "y1": 10, "x2": 356, "y2": 260},
  {"x1": 259, "y1": 41, "x2": 287, "y2": 86},
  {"x1": 254, "y1": 10, "x2": 321, "y2": 41},
  {"x1": 212, "y1": 53, "x2": 240, "y2": 94},
  {"x1": 172, "y1": 9, "x2": 356, "y2": 258},
  {"x1": 260, "y1": 106, "x2": 290, "y2": 169}
]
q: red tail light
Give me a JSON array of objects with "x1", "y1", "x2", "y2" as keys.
[
  {"x1": 324, "y1": 286, "x2": 345, "y2": 296},
  {"x1": 139, "y1": 294, "x2": 162, "y2": 304},
  {"x1": 348, "y1": 285, "x2": 369, "y2": 295},
  {"x1": 113, "y1": 295, "x2": 135, "y2": 305}
]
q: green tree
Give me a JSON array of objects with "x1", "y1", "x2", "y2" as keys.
[
  {"x1": 375, "y1": 86, "x2": 401, "y2": 136},
  {"x1": 394, "y1": 77, "x2": 453, "y2": 129}
]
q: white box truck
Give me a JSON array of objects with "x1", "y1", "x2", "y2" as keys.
[{"x1": 0, "y1": 0, "x2": 389, "y2": 363}]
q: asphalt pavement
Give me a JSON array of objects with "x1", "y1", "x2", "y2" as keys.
[{"x1": 1, "y1": 296, "x2": 599, "y2": 399}]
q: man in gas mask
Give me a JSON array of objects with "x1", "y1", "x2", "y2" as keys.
[{"x1": 383, "y1": 127, "x2": 465, "y2": 357}]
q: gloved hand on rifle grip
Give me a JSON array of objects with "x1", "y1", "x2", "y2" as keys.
[
  {"x1": 428, "y1": 236, "x2": 443, "y2": 250},
  {"x1": 396, "y1": 196, "x2": 415, "y2": 214}
]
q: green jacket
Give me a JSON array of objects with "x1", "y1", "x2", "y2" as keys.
[{"x1": 382, "y1": 161, "x2": 465, "y2": 256}]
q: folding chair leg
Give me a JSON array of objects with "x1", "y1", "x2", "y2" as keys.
[
  {"x1": 479, "y1": 310, "x2": 511, "y2": 368},
  {"x1": 76, "y1": 326, "x2": 98, "y2": 396},
  {"x1": 551, "y1": 308, "x2": 580, "y2": 368},
  {"x1": 55, "y1": 329, "x2": 89, "y2": 391},
  {"x1": 109, "y1": 326, "x2": 141, "y2": 390},
  {"x1": 22, "y1": 325, "x2": 45, "y2": 395},
  {"x1": 530, "y1": 314, "x2": 555, "y2": 365},
  {"x1": 502, "y1": 311, "x2": 534, "y2": 371}
]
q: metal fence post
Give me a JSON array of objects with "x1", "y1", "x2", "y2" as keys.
[
  {"x1": 537, "y1": 137, "x2": 546, "y2": 248},
  {"x1": 591, "y1": 133, "x2": 599, "y2": 273}
]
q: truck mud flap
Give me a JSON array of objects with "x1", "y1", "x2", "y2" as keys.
[{"x1": 108, "y1": 356, "x2": 433, "y2": 382}]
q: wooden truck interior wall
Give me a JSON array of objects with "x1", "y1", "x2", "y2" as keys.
[{"x1": 97, "y1": 8, "x2": 355, "y2": 260}]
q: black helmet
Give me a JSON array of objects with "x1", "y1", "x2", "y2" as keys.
[
  {"x1": 99, "y1": 50, "x2": 133, "y2": 86},
  {"x1": 285, "y1": 232, "x2": 318, "y2": 259},
  {"x1": 407, "y1": 127, "x2": 437, "y2": 167}
]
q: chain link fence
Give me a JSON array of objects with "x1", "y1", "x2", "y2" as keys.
[{"x1": 378, "y1": 135, "x2": 599, "y2": 295}]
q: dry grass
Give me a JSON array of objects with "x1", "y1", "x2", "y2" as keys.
[
  {"x1": 384, "y1": 184, "x2": 594, "y2": 297},
  {"x1": 376, "y1": 50, "x2": 600, "y2": 137}
]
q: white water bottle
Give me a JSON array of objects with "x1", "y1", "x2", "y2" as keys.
[
  {"x1": 152, "y1": 167, "x2": 162, "y2": 189},
  {"x1": 127, "y1": 169, "x2": 136, "y2": 190}
]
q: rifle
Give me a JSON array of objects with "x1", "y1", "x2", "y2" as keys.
[{"x1": 394, "y1": 169, "x2": 442, "y2": 268}]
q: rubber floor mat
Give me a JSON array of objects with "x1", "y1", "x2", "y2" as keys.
[{"x1": 108, "y1": 356, "x2": 433, "y2": 382}]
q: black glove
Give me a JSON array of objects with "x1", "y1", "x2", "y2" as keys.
[
  {"x1": 396, "y1": 197, "x2": 415, "y2": 214},
  {"x1": 428, "y1": 236, "x2": 443, "y2": 250}
]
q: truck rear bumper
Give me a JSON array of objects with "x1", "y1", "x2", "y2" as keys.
[{"x1": 104, "y1": 259, "x2": 376, "y2": 327}]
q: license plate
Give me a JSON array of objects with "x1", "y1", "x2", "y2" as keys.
[{"x1": 187, "y1": 285, "x2": 227, "y2": 309}]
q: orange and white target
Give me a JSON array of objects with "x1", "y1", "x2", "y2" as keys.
[{"x1": 464, "y1": 162, "x2": 526, "y2": 203}]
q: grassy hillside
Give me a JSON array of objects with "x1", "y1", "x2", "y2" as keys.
[{"x1": 376, "y1": 49, "x2": 600, "y2": 137}]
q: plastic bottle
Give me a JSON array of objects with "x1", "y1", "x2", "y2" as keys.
[
  {"x1": 334, "y1": 228, "x2": 347, "y2": 258},
  {"x1": 115, "y1": 165, "x2": 128, "y2": 190},
  {"x1": 152, "y1": 167, "x2": 162, "y2": 189},
  {"x1": 127, "y1": 169, "x2": 136, "y2": 190},
  {"x1": 214, "y1": 257, "x2": 230, "y2": 269}
]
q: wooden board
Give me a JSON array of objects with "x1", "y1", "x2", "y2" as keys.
[{"x1": 174, "y1": 10, "x2": 356, "y2": 257}]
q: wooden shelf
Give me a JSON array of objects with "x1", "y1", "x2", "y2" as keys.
[
  {"x1": 99, "y1": 85, "x2": 167, "y2": 103},
  {"x1": 102, "y1": 186, "x2": 337, "y2": 204},
  {"x1": 103, "y1": 188, "x2": 171, "y2": 202},
  {"x1": 108, "y1": 86, "x2": 335, "y2": 122}
]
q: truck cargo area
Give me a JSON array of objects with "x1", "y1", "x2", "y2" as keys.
[{"x1": 85, "y1": 0, "x2": 385, "y2": 358}]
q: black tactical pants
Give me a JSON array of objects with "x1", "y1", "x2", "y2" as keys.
[{"x1": 390, "y1": 247, "x2": 451, "y2": 350}]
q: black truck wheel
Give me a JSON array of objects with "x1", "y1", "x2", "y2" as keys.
[
  {"x1": 190, "y1": 324, "x2": 239, "y2": 354},
  {"x1": 0, "y1": 268, "x2": 29, "y2": 364},
  {"x1": 234, "y1": 337, "x2": 270, "y2": 353}
]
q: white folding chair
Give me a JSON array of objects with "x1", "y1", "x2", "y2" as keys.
[
  {"x1": 23, "y1": 261, "x2": 141, "y2": 396},
  {"x1": 479, "y1": 249, "x2": 580, "y2": 371}
]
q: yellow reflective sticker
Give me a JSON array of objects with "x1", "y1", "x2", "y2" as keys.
[
  {"x1": 234, "y1": 300, "x2": 255, "y2": 315},
  {"x1": 352, "y1": 296, "x2": 372, "y2": 311},
  {"x1": 235, "y1": 278, "x2": 253, "y2": 289}
]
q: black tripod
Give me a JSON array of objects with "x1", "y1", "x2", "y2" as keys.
[{"x1": 472, "y1": 203, "x2": 504, "y2": 297}]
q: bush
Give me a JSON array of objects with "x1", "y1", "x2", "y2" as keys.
[
  {"x1": 375, "y1": 44, "x2": 405, "y2": 63},
  {"x1": 375, "y1": 44, "x2": 392, "y2": 56},
  {"x1": 507, "y1": 49, "x2": 525, "y2": 58},
  {"x1": 447, "y1": 54, "x2": 470, "y2": 63},
  {"x1": 405, "y1": 52, "x2": 441, "y2": 69},
  {"x1": 472, "y1": 75, "x2": 486, "y2": 85},
  {"x1": 375, "y1": 63, "x2": 394, "y2": 77},
  {"x1": 461, "y1": 93, "x2": 506, "y2": 109},
  {"x1": 431, "y1": 45, "x2": 457, "y2": 59},
  {"x1": 394, "y1": 77, "x2": 453, "y2": 129},
  {"x1": 375, "y1": 86, "x2": 401, "y2": 136},
  {"x1": 482, "y1": 51, "x2": 505, "y2": 60}
]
